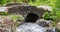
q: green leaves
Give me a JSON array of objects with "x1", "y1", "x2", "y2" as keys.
[
  {"x1": 43, "y1": 12, "x2": 51, "y2": 20},
  {"x1": 7, "y1": 0, "x2": 12, "y2": 3},
  {"x1": 43, "y1": 11, "x2": 57, "y2": 21},
  {"x1": 31, "y1": 0, "x2": 36, "y2": 3},
  {"x1": 0, "y1": 0, "x2": 7, "y2": 5},
  {"x1": 0, "y1": 12, "x2": 8, "y2": 16}
]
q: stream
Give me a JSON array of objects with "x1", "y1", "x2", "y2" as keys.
[{"x1": 16, "y1": 23, "x2": 55, "y2": 32}]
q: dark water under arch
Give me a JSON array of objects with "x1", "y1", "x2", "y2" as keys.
[{"x1": 25, "y1": 13, "x2": 39, "y2": 23}]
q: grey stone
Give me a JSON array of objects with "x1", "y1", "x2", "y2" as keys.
[
  {"x1": 36, "y1": 19, "x2": 52, "y2": 27},
  {"x1": 5, "y1": 3, "x2": 50, "y2": 19}
]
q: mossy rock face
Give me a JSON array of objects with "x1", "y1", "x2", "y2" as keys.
[
  {"x1": 0, "y1": 15, "x2": 25, "y2": 32},
  {"x1": 0, "y1": 15, "x2": 25, "y2": 27},
  {"x1": 7, "y1": 15, "x2": 25, "y2": 27},
  {"x1": 0, "y1": 17, "x2": 16, "y2": 32}
]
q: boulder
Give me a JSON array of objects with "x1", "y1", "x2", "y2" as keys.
[
  {"x1": 0, "y1": 17, "x2": 16, "y2": 32},
  {"x1": 45, "y1": 28, "x2": 55, "y2": 32},
  {"x1": 36, "y1": 19, "x2": 52, "y2": 27}
]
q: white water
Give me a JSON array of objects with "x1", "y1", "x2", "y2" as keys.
[
  {"x1": 0, "y1": 7, "x2": 7, "y2": 12},
  {"x1": 16, "y1": 23, "x2": 47, "y2": 32}
]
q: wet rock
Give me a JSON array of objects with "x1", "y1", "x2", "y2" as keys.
[
  {"x1": 45, "y1": 28, "x2": 55, "y2": 32},
  {"x1": 36, "y1": 19, "x2": 52, "y2": 27},
  {"x1": 36, "y1": 19, "x2": 55, "y2": 32},
  {"x1": 45, "y1": 29, "x2": 53, "y2": 32}
]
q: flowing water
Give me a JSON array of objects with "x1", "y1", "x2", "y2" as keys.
[{"x1": 16, "y1": 23, "x2": 53, "y2": 32}]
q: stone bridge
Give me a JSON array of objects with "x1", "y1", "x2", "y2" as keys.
[{"x1": 2, "y1": 3, "x2": 51, "y2": 19}]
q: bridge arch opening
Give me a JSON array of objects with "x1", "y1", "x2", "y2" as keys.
[{"x1": 25, "y1": 13, "x2": 39, "y2": 22}]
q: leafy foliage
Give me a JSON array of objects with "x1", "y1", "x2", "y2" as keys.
[
  {"x1": 0, "y1": 0, "x2": 7, "y2": 5},
  {"x1": 43, "y1": 12, "x2": 56, "y2": 21},
  {"x1": 0, "y1": 12, "x2": 8, "y2": 15}
]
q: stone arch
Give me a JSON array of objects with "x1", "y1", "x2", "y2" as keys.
[{"x1": 7, "y1": 4, "x2": 50, "y2": 19}]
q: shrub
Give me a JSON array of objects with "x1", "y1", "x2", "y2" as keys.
[{"x1": 43, "y1": 12, "x2": 57, "y2": 21}]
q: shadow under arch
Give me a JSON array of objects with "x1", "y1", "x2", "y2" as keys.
[{"x1": 25, "y1": 13, "x2": 39, "y2": 23}]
